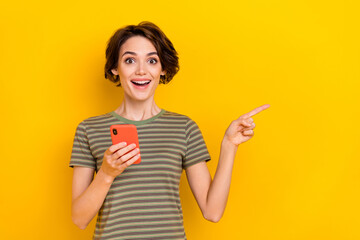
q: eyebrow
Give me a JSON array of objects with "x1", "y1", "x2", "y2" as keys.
[{"x1": 121, "y1": 51, "x2": 158, "y2": 57}]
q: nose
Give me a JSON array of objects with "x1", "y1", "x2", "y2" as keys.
[{"x1": 135, "y1": 61, "x2": 146, "y2": 76}]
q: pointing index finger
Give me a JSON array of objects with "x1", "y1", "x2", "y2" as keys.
[{"x1": 241, "y1": 104, "x2": 270, "y2": 119}]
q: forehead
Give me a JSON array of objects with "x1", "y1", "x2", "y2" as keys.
[{"x1": 120, "y1": 36, "x2": 157, "y2": 54}]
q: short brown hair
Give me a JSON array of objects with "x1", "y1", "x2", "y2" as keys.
[{"x1": 104, "y1": 21, "x2": 179, "y2": 87}]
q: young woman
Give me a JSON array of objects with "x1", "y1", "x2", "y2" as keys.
[{"x1": 70, "y1": 21, "x2": 270, "y2": 239}]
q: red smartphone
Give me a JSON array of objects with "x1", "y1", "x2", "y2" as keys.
[{"x1": 110, "y1": 124, "x2": 141, "y2": 164}]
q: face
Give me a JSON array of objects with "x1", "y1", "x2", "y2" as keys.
[{"x1": 111, "y1": 36, "x2": 165, "y2": 102}]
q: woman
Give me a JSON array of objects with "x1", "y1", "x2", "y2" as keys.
[{"x1": 70, "y1": 21, "x2": 270, "y2": 239}]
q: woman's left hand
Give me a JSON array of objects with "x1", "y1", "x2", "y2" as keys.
[{"x1": 223, "y1": 104, "x2": 270, "y2": 147}]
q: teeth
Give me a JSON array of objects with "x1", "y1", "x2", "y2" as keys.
[{"x1": 132, "y1": 80, "x2": 150, "y2": 84}]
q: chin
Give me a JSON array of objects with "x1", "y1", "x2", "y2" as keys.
[{"x1": 129, "y1": 93, "x2": 154, "y2": 102}]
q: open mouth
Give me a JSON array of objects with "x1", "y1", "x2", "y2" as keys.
[{"x1": 131, "y1": 80, "x2": 151, "y2": 86}]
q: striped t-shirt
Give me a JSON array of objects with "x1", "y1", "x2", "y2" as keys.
[{"x1": 69, "y1": 109, "x2": 211, "y2": 239}]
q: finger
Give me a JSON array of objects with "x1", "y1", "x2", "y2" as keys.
[
  {"x1": 238, "y1": 122, "x2": 255, "y2": 131},
  {"x1": 240, "y1": 119, "x2": 252, "y2": 127},
  {"x1": 122, "y1": 153, "x2": 141, "y2": 168},
  {"x1": 115, "y1": 148, "x2": 140, "y2": 165},
  {"x1": 113, "y1": 143, "x2": 137, "y2": 160},
  {"x1": 243, "y1": 122, "x2": 256, "y2": 129},
  {"x1": 243, "y1": 129, "x2": 254, "y2": 136},
  {"x1": 239, "y1": 118, "x2": 255, "y2": 127},
  {"x1": 107, "y1": 142, "x2": 127, "y2": 155},
  {"x1": 240, "y1": 104, "x2": 270, "y2": 119}
]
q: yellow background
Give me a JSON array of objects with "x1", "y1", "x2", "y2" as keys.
[{"x1": 1, "y1": 0, "x2": 359, "y2": 239}]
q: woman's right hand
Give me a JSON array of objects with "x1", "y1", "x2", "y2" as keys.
[
  {"x1": 99, "y1": 142, "x2": 140, "y2": 180},
  {"x1": 72, "y1": 141, "x2": 139, "y2": 229}
]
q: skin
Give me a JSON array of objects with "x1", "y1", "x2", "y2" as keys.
[
  {"x1": 71, "y1": 36, "x2": 270, "y2": 229},
  {"x1": 111, "y1": 35, "x2": 165, "y2": 120}
]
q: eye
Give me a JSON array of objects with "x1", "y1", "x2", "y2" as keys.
[
  {"x1": 124, "y1": 58, "x2": 135, "y2": 64},
  {"x1": 148, "y1": 58, "x2": 158, "y2": 64}
]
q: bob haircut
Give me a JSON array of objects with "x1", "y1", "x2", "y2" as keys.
[{"x1": 105, "y1": 21, "x2": 179, "y2": 87}]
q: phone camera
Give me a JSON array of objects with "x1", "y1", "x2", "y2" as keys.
[{"x1": 112, "y1": 129, "x2": 118, "y2": 135}]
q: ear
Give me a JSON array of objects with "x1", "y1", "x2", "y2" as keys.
[
  {"x1": 161, "y1": 70, "x2": 166, "y2": 76},
  {"x1": 111, "y1": 68, "x2": 119, "y2": 75}
]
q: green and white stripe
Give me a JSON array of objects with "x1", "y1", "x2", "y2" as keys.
[{"x1": 70, "y1": 109, "x2": 211, "y2": 239}]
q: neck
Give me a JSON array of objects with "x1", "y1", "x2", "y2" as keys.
[{"x1": 115, "y1": 96, "x2": 161, "y2": 121}]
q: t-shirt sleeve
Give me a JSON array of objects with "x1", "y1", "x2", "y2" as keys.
[
  {"x1": 183, "y1": 117, "x2": 211, "y2": 169},
  {"x1": 69, "y1": 120, "x2": 96, "y2": 169}
]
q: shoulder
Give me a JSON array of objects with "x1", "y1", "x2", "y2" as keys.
[
  {"x1": 161, "y1": 110, "x2": 201, "y2": 132},
  {"x1": 161, "y1": 110, "x2": 193, "y2": 123},
  {"x1": 82, "y1": 112, "x2": 113, "y2": 124},
  {"x1": 75, "y1": 112, "x2": 115, "y2": 130}
]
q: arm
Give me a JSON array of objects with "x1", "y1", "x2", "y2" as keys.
[
  {"x1": 186, "y1": 104, "x2": 270, "y2": 222},
  {"x1": 71, "y1": 142, "x2": 140, "y2": 229},
  {"x1": 185, "y1": 139, "x2": 237, "y2": 223},
  {"x1": 71, "y1": 167, "x2": 114, "y2": 229}
]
